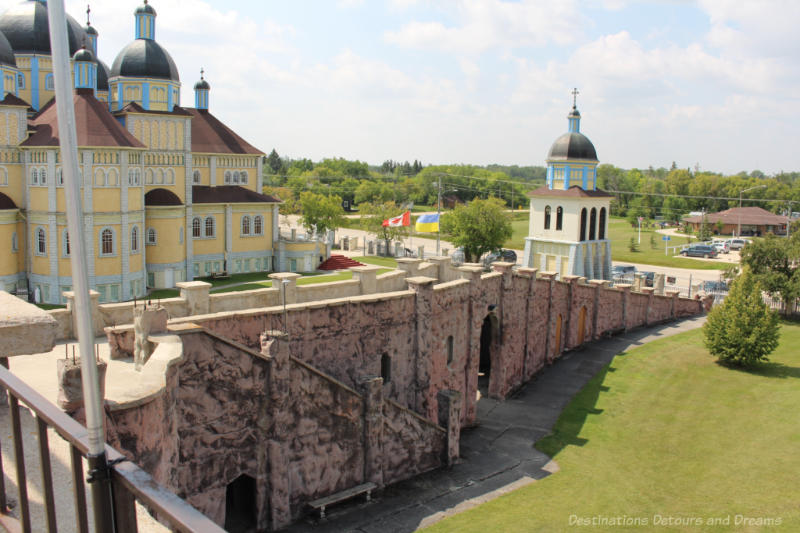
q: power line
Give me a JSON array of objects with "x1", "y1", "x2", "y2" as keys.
[{"x1": 606, "y1": 189, "x2": 794, "y2": 204}]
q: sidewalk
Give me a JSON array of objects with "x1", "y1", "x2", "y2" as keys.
[{"x1": 286, "y1": 315, "x2": 707, "y2": 533}]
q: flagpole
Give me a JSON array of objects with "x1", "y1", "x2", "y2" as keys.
[{"x1": 436, "y1": 174, "x2": 441, "y2": 256}]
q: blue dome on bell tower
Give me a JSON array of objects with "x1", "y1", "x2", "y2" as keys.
[{"x1": 546, "y1": 88, "x2": 599, "y2": 191}]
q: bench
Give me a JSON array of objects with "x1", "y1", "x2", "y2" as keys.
[
  {"x1": 209, "y1": 271, "x2": 229, "y2": 280},
  {"x1": 308, "y1": 482, "x2": 377, "y2": 520}
]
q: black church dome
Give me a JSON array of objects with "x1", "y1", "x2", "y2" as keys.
[
  {"x1": 0, "y1": 30, "x2": 16, "y2": 67},
  {"x1": 547, "y1": 132, "x2": 597, "y2": 162},
  {"x1": 0, "y1": 1, "x2": 87, "y2": 55},
  {"x1": 97, "y1": 59, "x2": 110, "y2": 91},
  {"x1": 110, "y1": 39, "x2": 179, "y2": 81}
]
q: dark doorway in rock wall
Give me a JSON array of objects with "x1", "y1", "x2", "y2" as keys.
[
  {"x1": 225, "y1": 474, "x2": 258, "y2": 533},
  {"x1": 479, "y1": 315, "x2": 493, "y2": 376}
]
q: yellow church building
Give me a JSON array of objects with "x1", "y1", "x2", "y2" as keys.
[{"x1": 0, "y1": 0, "x2": 322, "y2": 304}]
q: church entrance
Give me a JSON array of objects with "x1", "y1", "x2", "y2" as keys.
[
  {"x1": 478, "y1": 310, "x2": 498, "y2": 399},
  {"x1": 225, "y1": 474, "x2": 258, "y2": 532}
]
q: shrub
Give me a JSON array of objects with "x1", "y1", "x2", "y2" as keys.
[
  {"x1": 629, "y1": 237, "x2": 638, "y2": 252},
  {"x1": 703, "y1": 268, "x2": 780, "y2": 367}
]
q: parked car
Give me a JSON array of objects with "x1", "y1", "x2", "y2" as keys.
[
  {"x1": 712, "y1": 240, "x2": 730, "y2": 254},
  {"x1": 612, "y1": 264, "x2": 637, "y2": 283},
  {"x1": 483, "y1": 249, "x2": 518, "y2": 267},
  {"x1": 727, "y1": 238, "x2": 749, "y2": 251},
  {"x1": 639, "y1": 271, "x2": 655, "y2": 287},
  {"x1": 701, "y1": 280, "x2": 728, "y2": 293},
  {"x1": 681, "y1": 245, "x2": 718, "y2": 258}
]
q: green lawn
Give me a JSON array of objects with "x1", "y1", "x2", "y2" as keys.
[
  {"x1": 427, "y1": 323, "x2": 800, "y2": 532},
  {"x1": 352, "y1": 256, "x2": 398, "y2": 268},
  {"x1": 506, "y1": 216, "x2": 727, "y2": 270}
]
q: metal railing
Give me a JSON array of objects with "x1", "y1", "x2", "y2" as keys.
[{"x1": 0, "y1": 362, "x2": 225, "y2": 533}]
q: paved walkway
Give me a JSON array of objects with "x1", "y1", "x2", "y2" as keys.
[{"x1": 287, "y1": 315, "x2": 707, "y2": 533}]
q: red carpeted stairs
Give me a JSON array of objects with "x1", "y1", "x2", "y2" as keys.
[{"x1": 318, "y1": 254, "x2": 365, "y2": 270}]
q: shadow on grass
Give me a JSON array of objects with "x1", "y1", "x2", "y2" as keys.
[
  {"x1": 716, "y1": 360, "x2": 800, "y2": 379},
  {"x1": 534, "y1": 362, "x2": 613, "y2": 458}
]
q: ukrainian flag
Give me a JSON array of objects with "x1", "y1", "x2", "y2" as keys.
[{"x1": 415, "y1": 213, "x2": 440, "y2": 233}]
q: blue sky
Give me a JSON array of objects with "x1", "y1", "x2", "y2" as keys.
[{"x1": 7, "y1": 0, "x2": 800, "y2": 174}]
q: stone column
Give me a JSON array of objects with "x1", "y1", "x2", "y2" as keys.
[
  {"x1": 490, "y1": 262, "x2": 515, "y2": 397},
  {"x1": 64, "y1": 290, "x2": 102, "y2": 336},
  {"x1": 351, "y1": 265, "x2": 380, "y2": 295},
  {"x1": 269, "y1": 272, "x2": 301, "y2": 304},
  {"x1": 538, "y1": 272, "x2": 557, "y2": 362},
  {"x1": 641, "y1": 287, "x2": 655, "y2": 326},
  {"x1": 459, "y1": 265, "x2": 483, "y2": 423},
  {"x1": 666, "y1": 289, "x2": 680, "y2": 319},
  {"x1": 362, "y1": 377, "x2": 384, "y2": 487},
  {"x1": 616, "y1": 284, "x2": 632, "y2": 331},
  {"x1": 654, "y1": 273, "x2": 666, "y2": 295},
  {"x1": 588, "y1": 279, "x2": 608, "y2": 339},
  {"x1": 261, "y1": 331, "x2": 291, "y2": 531},
  {"x1": 396, "y1": 258, "x2": 422, "y2": 277},
  {"x1": 406, "y1": 276, "x2": 437, "y2": 421},
  {"x1": 517, "y1": 267, "x2": 537, "y2": 380},
  {"x1": 562, "y1": 275, "x2": 580, "y2": 350},
  {"x1": 425, "y1": 256, "x2": 451, "y2": 282},
  {"x1": 176, "y1": 280, "x2": 211, "y2": 316},
  {"x1": 437, "y1": 390, "x2": 462, "y2": 466}
]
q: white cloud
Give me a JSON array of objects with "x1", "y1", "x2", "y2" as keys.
[{"x1": 384, "y1": 0, "x2": 586, "y2": 53}]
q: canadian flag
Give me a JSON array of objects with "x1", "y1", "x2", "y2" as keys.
[{"x1": 382, "y1": 211, "x2": 411, "y2": 227}]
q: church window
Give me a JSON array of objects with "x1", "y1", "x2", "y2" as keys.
[
  {"x1": 544, "y1": 205, "x2": 551, "y2": 230},
  {"x1": 254, "y1": 215, "x2": 263, "y2": 235},
  {"x1": 100, "y1": 228, "x2": 114, "y2": 255},
  {"x1": 63, "y1": 229, "x2": 70, "y2": 257},
  {"x1": 108, "y1": 168, "x2": 119, "y2": 186},
  {"x1": 241, "y1": 215, "x2": 250, "y2": 235},
  {"x1": 580, "y1": 208, "x2": 587, "y2": 241},
  {"x1": 224, "y1": 170, "x2": 232, "y2": 184},
  {"x1": 204, "y1": 216, "x2": 215, "y2": 237},
  {"x1": 599, "y1": 208, "x2": 607, "y2": 240},
  {"x1": 192, "y1": 170, "x2": 200, "y2": 184},
  {"x1": 11, "y1": 231, "x2": 17, "y2": 252},
  {"x1": 56, "y1": 168, "x2": 63, "y2": 186},
  {"x1": 240, "y1": 170, "x2": 248, "y2": 184},
  {"x1": 192, "y1": 217, "x2": 201, "y2": 238},
  {"x1": 36, "y1": 228, "x2": 46, "y2": 255},
  {"x1": 571, "y1": 169, "x2": 582, "y2": 179},
  {"x1": 40, "y1": 167, "x2": 46, "y2": 184},
  {"x1": 145, "y1": 168, "x2": 154, "y2": 184},
  {"x1": 167, "y1": 168, "x2": 175, "y2": 184},
  {"x1": 95, "y1": 168, "x2": 106, "y2": 187},
  {"x1": 131, "y1": 226, "x2": 139, "y2": 253},
  {"x1": 45, "y1": 74, "x2": 54, "y2": 91},
  {"x1": 146, "y1": 228, "x2": 157, "y2": 245},
  {"x1": 156, "y1": 168, "x2": 164, "y2": 184},
  {"x1": 589, "y1": 208, "x2": 597, "y2": 240},
  {"x1": 0, "y1": 167, "x2": 8, "y2": 186},
  {"x1": 17, "y1": 73, "x2": 24, "y2": 89},
  {"x1": 554, "y1": 168, "x2": 564, "y2": 180},
  {"x1": 31, "y1": 168, "x2": 38, "y2": 185},
  {"x1": 233, "y1": 171, "x2": 240, "y2": 184},
  {"x1": 556, "y1": 206, "x2": 563, "y2": 231}
]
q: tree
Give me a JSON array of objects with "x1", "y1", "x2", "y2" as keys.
[
  {"x1": 440, "y1": 197, "x2": 512, "y2": 262},
  {"x1": 265, "y1": 148, "x2": 284, "y2": 175},
  {"x1": 703, "y1": 268, "x2": 780, "y2": 367},
  {"x1": 298, "y1": 192, "x2": 345, "y2": 237},
  {"x1": 740, "y1": 234, "x2": 800, "y2": 314},
  {"x1": 359, "y1": 202, "x2": 410, "y2": 254}
]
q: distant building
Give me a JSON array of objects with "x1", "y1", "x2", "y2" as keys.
[
  {"x1": 0, "y1": 1, "x2": 325, "y2": 304},
  {"x1": 522, "y1": 93, "x2": 612, "y2": 279},
  {"x1": 683, "y1": 206, "x2": 788, "y2": 236}
]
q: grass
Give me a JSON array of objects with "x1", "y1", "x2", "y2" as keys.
[
  {"x1": 505, "y1": 216, "x2": 728, "y2": 270},
  {"x1": 35, "y1": 303, "x2": 66, "y2": 310},
  {"x1": 353, "y1": 256, "x2": 398, "y2": 268},
  {"x1": 427, "y1": 323, "x2": 800, "y2": 532}
]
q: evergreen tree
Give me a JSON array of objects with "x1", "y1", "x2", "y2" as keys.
[{"x1": 703, "y1": 268, "x2": 780, "y2": 367}]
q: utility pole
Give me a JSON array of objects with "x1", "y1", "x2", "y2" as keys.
[{"x1": 436, "y1": 174, "x2": 442, "y2": 256}]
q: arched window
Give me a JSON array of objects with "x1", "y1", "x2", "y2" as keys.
[
  {"x1": 224, "y1": 171, "x2": 232, "y2": 184},
  {"x1": 580, "y1": 208, "x2": 587, "y2": 241},
  {"x1": 0, "y1": 167, "x2": 7, "y2": 186},
  {"x1": 107, "y1": 168, "x2": 119, "y2": 186},
  {"x1": 192, "y1": 170, "x2": 201, "y2": 184},
  {"x1": 63, "y1": 229, "x2": 70, "y2": 257},
  {"x1": 598, "y1": 207, "x2": 607, "y2": 239},
  {"x1": 94, "y1": 168, "x2": 106, "y2": 187},
  {"x1": 240, "y1": 170, "x2": 248, "y2": 184},
  {"x1": 167, "y1": 168, "x2": 175, "y2": 184},
  {"x1": 556, "y1": 206, "x2": 563, "y2": 231},
  {"x1": 37, "y1": 228, "x2": 46, "y2": 255},
  {"x1": 128, "y1": 168, "x2": 136, "y2": 185},
  {"x1": 589, "y1": 208, "x2": 597, "y2": 240},
  {"x1": 192, "y1": 217, "x2": 201, "y2": 238},
  {"x1": 45, "y1": 73, "x2": 54, "y2": 91},
  {"x1": 233, "y1": 171, "x2": 240, "y2": 184},
  {"x1": 204, "y1": 216, "x2": 215, "y2": 237},
  {"x1": 101, "y1": 228, "x2": 114, "y2": 255},
  {"x1": 156, "y1": 169, "x2": 164, "y2": 184},
  {"x1": 17, "y1": 72, "x2": 24, "y2": 89},
  {"x1": 146, "y1": 227, "x2": 157, "y2": 245},
  {"x1": 544, "y1": 205, "x2": 551, "y2": 230},
  {"x1": 241, "y1": 215, "x2": 250, "y2": 235},
  {"x1": 131, "y1": 226, "x2": 139, "y2": 253},
  {"x1": 145, "y1": 168, "x2": 154, "y2": 184},
  {"x1": 40, "y1": 167, "x2": 46, "y2": 184},
  {"x1": 56, "y1": 168, "x2": 64, "y2": 186},
  {"x1": 254, "y1": 215, "x2": 263, "y2": 235}
]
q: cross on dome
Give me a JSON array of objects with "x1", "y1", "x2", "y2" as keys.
[{"x1": 571, "y1": 87, "x2": 579, "y2": 109}]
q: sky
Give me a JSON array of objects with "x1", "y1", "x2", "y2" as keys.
[{"x1": 5, "y1": 0, "x2": 800, "y2": 175}]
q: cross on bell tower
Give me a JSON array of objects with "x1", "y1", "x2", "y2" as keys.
[{"x1": 571, "y1": 87, "x2": 579, "y2": 109}]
